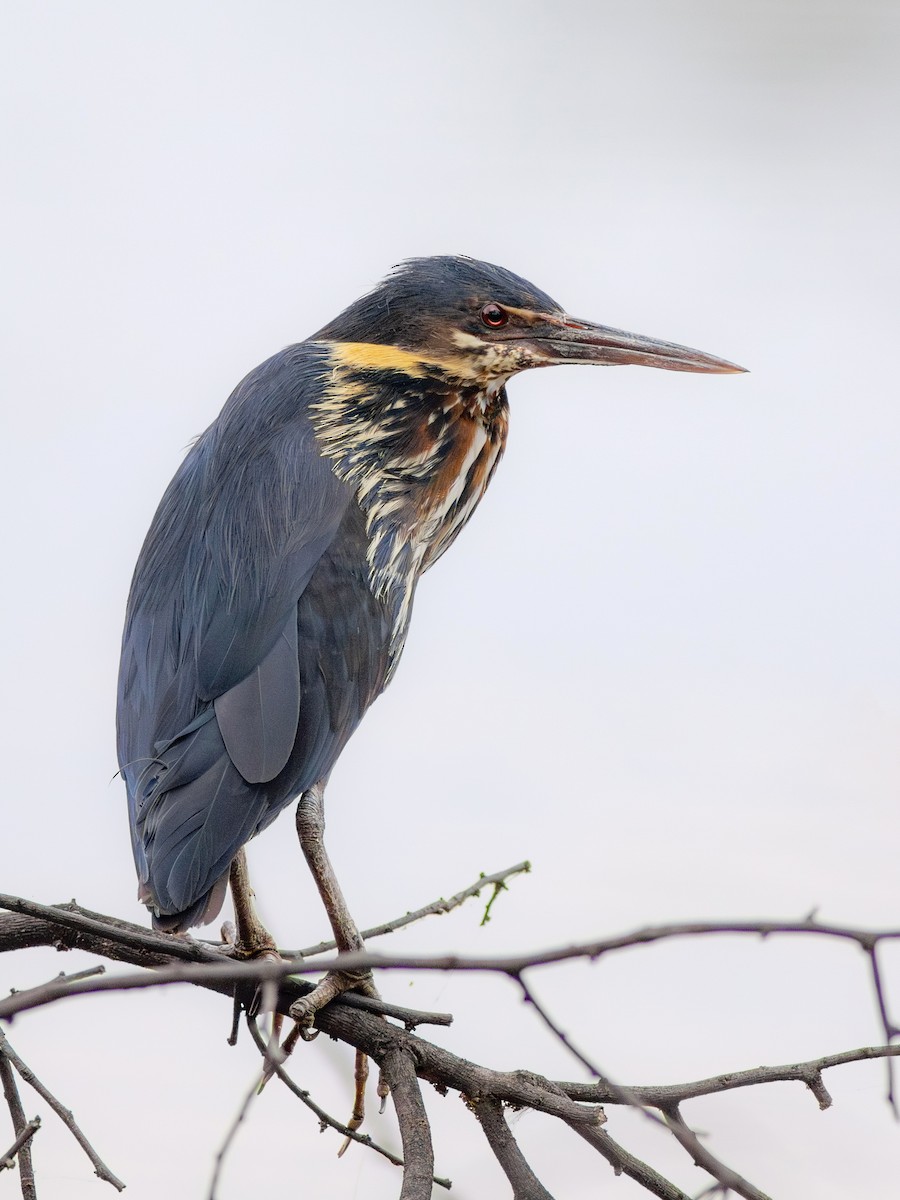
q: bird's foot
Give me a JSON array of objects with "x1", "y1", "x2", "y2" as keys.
[
  {"x1": 287, "y1": 966, "x2": 378, "y2": 1025},
  {"x1": 255, "y1": 967, "x2": 377, "y2": 1093},
  {"x1": 287, "y1": 968, "x2": 389, "y2": 1152},
  {"x1": 221, "y1": 918, "x2": 286, "y2": 1053},
  {"x1": 220, "y1": 917, "x2": 280, "y2": 962},
  {"x1": 337, "y1": 1046, "x2": 390, "y2": 1155}
]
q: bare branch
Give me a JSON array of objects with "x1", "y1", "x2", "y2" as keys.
[
  {"x1": 3, "y1": 892, "x2": 899, "y2": 1200},
  {"x1": 0, "y1": 1052, "x2": 35, "y2": 1200},
  {"x1": 244, "y1": 1015, "x2": 451, "y2": 1187},
  {"x1": 0, "y1": 1030, "x2": 125, "y2": 1191},
  {"x1": 469, "y1": 1095, "x2": 555, "y2": 1200},
  {"x1": 518, "y1": 971, "x2": 605, "y2": 1078},
  {"x1": 380, "y1": 1047, "x2": 435, "y2": 1200},
  {"x1": 559, "y1": 1043, "x2": 900, "y2": 1109},
  {"x1": 661, "y1": 1104, "x2": 771, "y2": 1200},
  {"x1": 0, "y1": 895, "x2": 225, "y2": 983},
  {"x1": 0, "y1": 895, "x2": 452, "y2": 1031},
  {"x1": 866, "y1": 941, "x2": 900, "y2": 1110},
  {"x1": 291, "y1": 861, "x2": 532, "y2": 957},
  {"x1": 206, "y1": 1072, "x2": 259, "y2": 1200},
  {"x1": 513, "y1": 999, "x2": 766, "y2": 1200},
  {"x1": 0, "y1": 1116, "x2": 40, "y2": 1173},
  {"x1": 0, "y1": 947, "x2": 451, "y2": 1028},
  {"x1": 570, "y1": 1121, "x2": 691, "y2": 1200},
  {"x1": 7, "y1": 911, "x2": 900, "y2": 1019}
]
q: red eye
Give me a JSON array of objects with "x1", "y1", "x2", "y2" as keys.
[{"x1": 481, "y1": 303, "x2": 508, "y2": 328}]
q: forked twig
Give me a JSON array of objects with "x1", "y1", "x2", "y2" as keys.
[
  {"x1": 0, "y1": 1029, "x2": 125, "y2": 1191},
  {"x1": 0, "y1": 1116, "x2": 40, "y2": 1172},
  {"x1": 0, "y1": 1053, "x2": 36, "y2": 1200}
]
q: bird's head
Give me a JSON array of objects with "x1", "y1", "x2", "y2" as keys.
[{"x1": 313, "y1": 255, "x2": 745, "y2": 386}]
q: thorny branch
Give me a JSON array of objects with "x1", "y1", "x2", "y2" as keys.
[{"x1": 1, "y1": 874, "x2": 898, "y2": 1200}]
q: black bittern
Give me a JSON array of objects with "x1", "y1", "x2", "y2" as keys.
[{"x1": 117, "y1": 255, "x2": 743, "y2": 1026}]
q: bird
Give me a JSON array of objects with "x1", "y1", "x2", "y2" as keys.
[{"x1": 117, "y1": 255, "x2": 743, "y2": 1021}]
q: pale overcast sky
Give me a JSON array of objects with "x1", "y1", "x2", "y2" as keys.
[{"x1": 2, "y1": 2, "x2": 899, "y2": 1197}]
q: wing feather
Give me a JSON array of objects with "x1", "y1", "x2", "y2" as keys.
[
  {"x1": 117, "y1": 345, "x2": 354, "y2": 921},
  {"x1": 213, "y1": 614, "x2": 300, "y2": 783}
]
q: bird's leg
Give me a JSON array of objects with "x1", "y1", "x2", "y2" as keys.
[
  {"x1": 225, "y1": 848, "x2": 284, "y2": 1046},
  {"x1": 288, "y1": 781, "x2": 379, "y2": 1019},
  {"x1": 289, "y1": 782, "x2": 385, "y2": 1142},
  {"x1": 227, "y1": 846, "x2": 279, "y2": 959}
]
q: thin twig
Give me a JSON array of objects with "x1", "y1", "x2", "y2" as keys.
[
  {"x1": 208, "y1": 983, "x2": 289, "y2": 1198},
  {"x1": 865, "y1": 940, "x2": 899, "y2": 1111},
  {"x1": 513, "y1": 979, "x2": 761, "y2": 1197},
  {"x1": 0, "y1": 1116, "x2": 40, "y2": 1172},
  {"x1": 560, "y1": 1043, "x2": 900, "y2": 1109},
  {"x1": 662, "y1": 1103, "x2": 772, "y2": 1200},
  {"x1": 244, "y1": 1014, "x2": 451, "y2": 1189},
  {"x1": 571, "y1": 1121, "x2": 691, "y2": 1200},
  {"x1": 0, "y1": 1052, "x2": 35, "y2": 1200},
  {"x1": 44, "y1": 966, "x2": 106, "y2": 987},
  {"x1": 0, "y1": 954, "x2": 454, "y2": 1024},
  {"x1": 509, "y1": 972, "x2": 769, "y2": 1200},
  {"x1": 291, "y1": 861, "x2": 532, "y2": 957},
  {"x1": 518, "y1": 970, "x2": 605, "y2": 1078},
  {"x1": 0, "y1": 1030, "x2": 125, "y2": 1191},
  {"x1": 7, "y1": 914, "x2": 900, "y2": 1023},
  {"x1": 206, "y1": 1073, "x2": 259, "y2": 1200}
]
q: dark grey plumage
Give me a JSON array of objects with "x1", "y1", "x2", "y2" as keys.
[{"x1": 118, "y1": 347, "x2": 390, "y2": 927}]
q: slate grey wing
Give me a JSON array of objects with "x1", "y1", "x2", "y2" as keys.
[{"x1": 116, "y1": 344, "x2": 372, "y2": 929}]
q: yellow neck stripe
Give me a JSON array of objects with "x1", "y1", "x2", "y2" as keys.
[{"x1": 317, "y1": 340, "x2": 478, "y2": 380}]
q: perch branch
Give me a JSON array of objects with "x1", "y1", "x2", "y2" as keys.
[{"x1": 3, "y1": 894, "x2": 899, "y2": 1200}]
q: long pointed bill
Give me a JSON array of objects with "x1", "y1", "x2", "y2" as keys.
[{"x1": 530, "y1": 314, "x2": 746, "y2": 374}]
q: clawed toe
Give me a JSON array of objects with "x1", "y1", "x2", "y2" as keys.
[{"x1": 288, "y1": 967, "x2": 378, "y2": 1023}]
